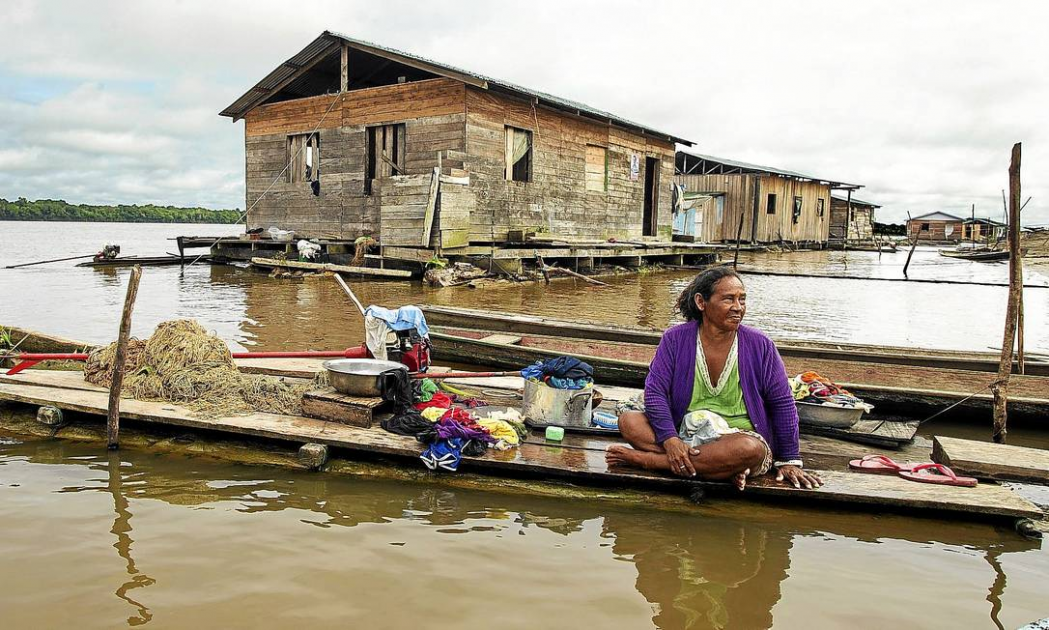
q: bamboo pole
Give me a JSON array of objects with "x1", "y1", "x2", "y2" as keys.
[
  {"x1": 4, "y1": 253, "x2": 96, "y2": 269},
  {"x1": 107, "y1": 266, "x2": 142, "y2": 450},
  {"x1": 991, "y1": 143, "x2": 1022, "y2": 444},
  {"x1": 334, "y1": 273, "x2": 366, "y2": 316}
]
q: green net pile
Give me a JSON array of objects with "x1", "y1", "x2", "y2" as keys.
[{"x1": 84, "y1": 320, "x2": 311, "y2": 417}]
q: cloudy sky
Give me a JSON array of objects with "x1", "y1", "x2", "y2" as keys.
[{"x1": 1, "y1": 0, "x2": 1046, "y2": 225}]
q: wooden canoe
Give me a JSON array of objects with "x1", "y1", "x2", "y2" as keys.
[
  {"x1": 428, "y1": 327, "x2": 1049, "y2": 421},
  {"x1": 938, "y1": 249, "x2": 1011, "y2": 262},
  {"x1": 419, "y1": 305, "x2": 1049, "y2": 376},
  {"x1": 77, "y1": 255, "x2": 212, "y2": 267}
]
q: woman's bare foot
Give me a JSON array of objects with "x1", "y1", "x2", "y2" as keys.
[
  {"x1": 732, "y1": 469, "x2": 751, "y2": 491},
  {"x1": 605, "y1": 445, "x2": 648, "y2": 469}
]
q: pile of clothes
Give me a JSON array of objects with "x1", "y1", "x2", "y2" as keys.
[
  {"x1": 791, "y1": 371, "x2": 873, "y2": 412},
  {"x1": 381, "y1": 378, "x2": 527, "y2": 472},
  {"x1": 520, "y1": 356, "x2": 594, "y2": 390}
]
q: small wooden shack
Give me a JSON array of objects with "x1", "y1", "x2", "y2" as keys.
[
  {"x1": 962, "y1": 218, "x2": 1006, "y2": 243},
  {"x1": 907, "y1": 212, "x2": 964, "y2": 242},
  {"x1": 829, "y1": 194, "x2": 878, "y2": 244},
  {"x1": 219, "y1": 32, "x2": 691, "y2": 255},
  {"x1": 673, "y1": 151, "x2": 860, "y2": 245}
]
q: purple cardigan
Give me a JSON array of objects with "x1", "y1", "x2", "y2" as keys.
[{"x1": 644, "y1": 322, "x2": 801, "y2": 462}]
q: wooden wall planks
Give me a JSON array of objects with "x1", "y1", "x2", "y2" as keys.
[{"x1": 242, "y1": 78, "x2": 676, "y2": 245}]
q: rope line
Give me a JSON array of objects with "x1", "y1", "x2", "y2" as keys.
[{"x1": 186, "y1": 90, "x2": 346, "y2": 267}]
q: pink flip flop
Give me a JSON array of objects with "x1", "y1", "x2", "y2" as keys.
[
  {"x1": 848, "y1": 455, "x2": 922, "y2": 474},
  {"x1": 898, "y1": 463, "x2": 978, "y2": 487}
]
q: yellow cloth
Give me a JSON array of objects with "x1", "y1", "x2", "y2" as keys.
[
  {"x1": 421, "y1": 407, "x2": 447, "y2": 422},
  {"x1": 476, "y1": 418, "x2": 520, "y2": 446}
]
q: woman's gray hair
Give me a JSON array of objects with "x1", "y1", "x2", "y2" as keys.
[{"x1": 676, "y1": 266, "x2": 743, "y2": 323}]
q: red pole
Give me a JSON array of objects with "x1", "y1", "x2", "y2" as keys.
[{"x1": 2, "y1": 346, "x2": 372, "y2": 375}]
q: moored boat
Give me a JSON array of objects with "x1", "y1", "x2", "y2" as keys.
[{"x1": 419, "y1": 305, "x2": 1049, "y2": 376}]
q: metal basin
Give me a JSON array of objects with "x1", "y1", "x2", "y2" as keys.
[
  {"x1": 323, "y1": 359, "x2": 407, "y2": 397},
  {"x1": 796, "y1": 401, "x2": 863, "y2": 429}
]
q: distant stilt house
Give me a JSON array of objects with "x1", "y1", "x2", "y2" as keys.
[
  {"x1": 906, "y1": 212, "x2": 964, "y2": 242},
  {"x1": 673, "y1": 151, "x2": 861, "y2": 245},
  {"x1": 829, "y1": 194, "x2": 879, "y2": 245},
  {"x1": 962, "y1": 218, "x2": 1007, "y2": 243},
  {"x1": 218, "y1": 31, "x2": 691, "y2": 257}
]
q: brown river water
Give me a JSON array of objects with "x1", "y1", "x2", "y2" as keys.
[{"x1": 1, "y1": 221, "x2": 1048, "y2": 628}]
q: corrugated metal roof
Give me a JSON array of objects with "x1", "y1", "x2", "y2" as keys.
[
  {"x1": 220, "y1": 31, "x2": 692, "y2": 145},
  {"x1": 677, "y1": 149, "x2": 860, "y2": 189},
  {"x1": 831, "y1": 193, "x2": 880, "y2": 208},
  {"x1": 909, "y1": 212, "x2": 964, "y2": 222}
]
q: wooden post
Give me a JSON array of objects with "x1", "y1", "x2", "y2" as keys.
[
  {"x1": 177, "y1": 236, "x2": 185, "y2": 268},
  {"x1": 107, "y1": 266, "x2": 142, "y2": 450},
  {"x1": 340, "y1": 44, "x2": 349, "y2": 93},
  {"x1": 903, "y1": 212, "x2": 919, "y2": 278},
  {"x1": 732, "y1": 207, "x2": 745, "y2": 269},
  {"x1": 992, "y1": 143, "x2": 1022, "y2": 444}
]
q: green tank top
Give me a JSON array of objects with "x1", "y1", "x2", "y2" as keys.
[{"x1": 688, "y1": 335, "x2": 754, "y2": 431}]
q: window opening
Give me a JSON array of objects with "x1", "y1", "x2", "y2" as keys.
[
  {"x1": 288, "y1": 133, "x2": 320, "y2": 184},
  {"x1": 585, "y1": 145, "x2": 607, "y2": 192},
  {"x1": 792, "y1": 196, "x2": 802, "y2": 224},
  {"x1": 505, "y1": 126, "x2": 533, "y2": 182},
  {"x1": 766, "y1": 193, "x2": 777, "y2": 214},
  {"x1": 817, "y1": 198, "x2": 825, "y2": 218},
  {"x1": 365, "y1": 123, "x2": 406, "y2": 194}
]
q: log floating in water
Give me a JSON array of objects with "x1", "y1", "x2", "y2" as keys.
[{"x1": 250, "y1": 257, "x2": 412, "y2": 278}]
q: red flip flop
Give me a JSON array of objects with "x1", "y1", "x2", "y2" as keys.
[
  {"x1": 898, "y1": 463, "x2": 977, "y2": 487},
  {"x1": 848, "y1": 455, "x2": 921, "y2": 474}
]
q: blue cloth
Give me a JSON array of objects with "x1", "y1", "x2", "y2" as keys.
[
  {"x1": 520, "y1": 357, "x2": 594, "y2": 388},
  {"x1": 364, "y1": 305, "x2": 429, "y2": 337},
  {"x1": 421, "y1": 438, "x2": 463, "y2": 472}
]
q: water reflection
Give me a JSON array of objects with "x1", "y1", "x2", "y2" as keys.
[
  {"x1": 11, "y1": 437, "x2": 1037, "y2": 630},
  {"x1": 105, "y1": 452, "x2": 155, "y2": 626}
]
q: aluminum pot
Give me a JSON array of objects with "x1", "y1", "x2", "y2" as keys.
[{"x1": 323, "y1": 359, "x2": 407, "y2": 397}]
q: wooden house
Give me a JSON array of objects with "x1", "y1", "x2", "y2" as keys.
[
  {"x1": 961, "y1": 218, "x2": 1007, "y2": 243},
  {"x1": 907, "y1": 212, "x2": 964, "y2": 242},
  {"x1": 673, "y1": 151, "x2": 860, "y2": 245},
  {"x1": 219, "y1": 32, "x2": 691, "y2": 254},
  {"x1": 829, "y1": 194, "x2": 878, "y2": 244}
]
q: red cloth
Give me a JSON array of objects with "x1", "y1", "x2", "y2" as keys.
[{"x1": 415, "y1": 392, "x2": 453, "y2": 410}]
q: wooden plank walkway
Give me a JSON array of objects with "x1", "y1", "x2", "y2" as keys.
[
  {"x1": 0, "y1": 371, "x2": 1041, "y2": 521},
  {"x1": 933, "y1": 436, "x2": 1049, "y2": 484}
]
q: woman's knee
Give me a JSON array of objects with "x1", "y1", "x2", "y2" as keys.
[{"x1": 729, "y1": 434, "x2": 768, "y2": 468}]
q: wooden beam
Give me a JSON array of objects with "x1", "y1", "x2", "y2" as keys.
[
  {"x1": 340, "y1": 44, "x2": 349, "y2": 93},
  {"x1": 992, "y1": 142, "x2": 1023, "y2": 443},
  {"x1": 421, "y1": 167, "x2": 440, "y2": 247}
]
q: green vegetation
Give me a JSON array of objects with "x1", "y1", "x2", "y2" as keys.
[
  {"x1": 874, "y1": 221, "x2": 906, "y2": 236},
  {"x1": 0, "y1": 197, "x2": 243, "y2": 224}
]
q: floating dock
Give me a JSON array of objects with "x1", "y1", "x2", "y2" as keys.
[{"x1": 0, "y1": 369, "x2": 1042, "y2": 527}]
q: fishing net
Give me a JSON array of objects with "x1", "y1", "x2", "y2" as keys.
[{"x1": 84, "y1": 319, "x2": 312, "y2": 417}]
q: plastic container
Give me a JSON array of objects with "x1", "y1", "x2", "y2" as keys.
[{"x1": 522, "y1": 380, "x2": 593, "y2": 428}]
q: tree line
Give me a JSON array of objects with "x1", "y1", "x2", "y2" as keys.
[{"x1": 0, "y1": 197, "x2": 243, "y2": 224}]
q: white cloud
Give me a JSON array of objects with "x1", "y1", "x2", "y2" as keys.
[{"x1": 0, "y1": 0, "x2": 1045, "y2": 226}]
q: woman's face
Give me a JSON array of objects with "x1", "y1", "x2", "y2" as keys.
[{"x1": 695, "y1": 276, "x2": 747, "y2": 331}]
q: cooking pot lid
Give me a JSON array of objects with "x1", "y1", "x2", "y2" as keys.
[{"x1": 323, "y1": 358, "x2": 408, "y2": 375}]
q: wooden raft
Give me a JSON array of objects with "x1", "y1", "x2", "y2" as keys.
[
  {"x1": 0, "y1": 371, "x2": 1041, "y2": 521},
  {"x1": 933, "y1": 436, "x2": 1049, "y2": 484}
]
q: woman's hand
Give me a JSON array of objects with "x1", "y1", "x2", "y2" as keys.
[
  {"x1": 663, "y1": 437, "x2": 700, "y2": 477},
  {"x1": 776, "y1": 465, "x2": 822, "y2": 489}
]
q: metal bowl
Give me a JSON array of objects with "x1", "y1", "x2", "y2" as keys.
[
  {"x1": 323, "y1": 359, "x2": 407, "y2": 397},
  {"x1": 796, "y1": 401, "x2": 863, "y2": 429}
]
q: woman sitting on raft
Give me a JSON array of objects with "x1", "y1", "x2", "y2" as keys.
[{"x1": 606, "y1": 267, "x2": 822, "y2": 490}]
